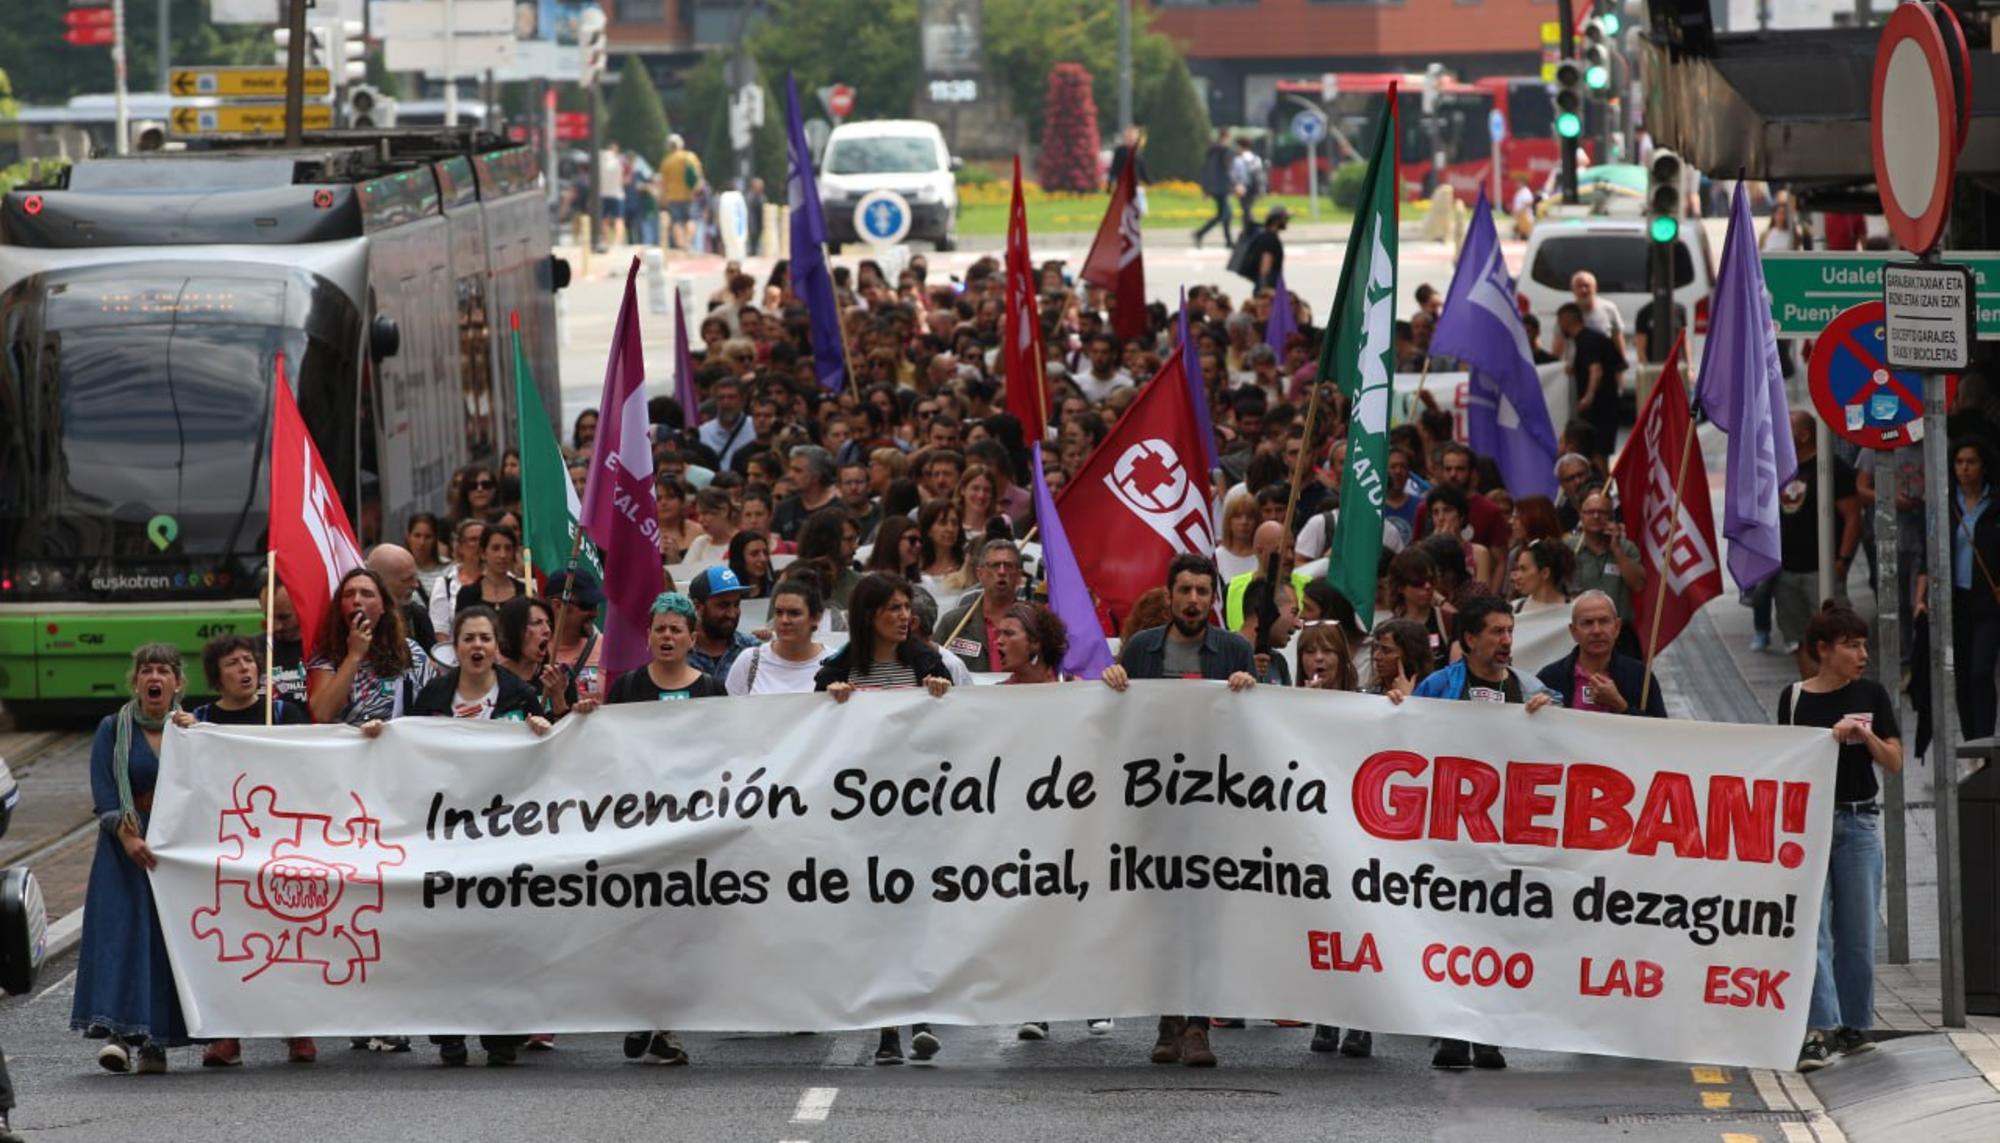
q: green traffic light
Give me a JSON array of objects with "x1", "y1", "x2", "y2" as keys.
[
  {"x1": 1649, "y1": 214, "x2": 1680, "y2": 244},
  {"x1": 1556, "y1": 111, "x2": 1582, "y2": 139},
  {"x1": 1585, "y1": 64, "x2": 1610, "y2": 90},
  {"x1": 1601, "y1": 12, "x2": 1622, "y2": 35}
]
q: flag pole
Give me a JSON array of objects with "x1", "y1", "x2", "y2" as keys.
[
  {"x1": 1280, "y1": 374, "x2": 1325, "y2": 546},
  {"x1": 547, "y1": 528, "x2": 588, "y2": 662},
  {"x1": 944, "y1": 525, "x2": 1041, "y2": 645},
  {"x1": 1638, "y1": 334, "x2": 1695, "y2": 711},
  {"x1": 264, "y1": 552, "x2": 276, "y2": 726}
]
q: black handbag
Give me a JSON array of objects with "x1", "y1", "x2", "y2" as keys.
[{"x1": 1227, "y1": 223, "x2": 1264, "y2": 282}]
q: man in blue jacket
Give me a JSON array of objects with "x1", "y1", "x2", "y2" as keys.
[
  {"x1": 1536, "y1": 591, "x2": 1669, "y2": 717},
  {"x1": 1394, "y1": 594, "x2": 1551, "y2": 1069}
]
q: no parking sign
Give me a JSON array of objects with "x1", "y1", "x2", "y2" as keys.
[{"x1": 1807, "y1": 301, "x2": 1956, "y2": 450}]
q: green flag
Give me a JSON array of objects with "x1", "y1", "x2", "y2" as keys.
[
  {"x1": 1316, "y1": 96, "x2": 1400, "y2": 629},
  {"x1": 514, "y1": 329, "x2": 601, "y2": 580}
]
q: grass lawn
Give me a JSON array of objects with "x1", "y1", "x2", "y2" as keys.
[{"x1": 956, "y1": 186, "x2": 1346, "y2": 238}]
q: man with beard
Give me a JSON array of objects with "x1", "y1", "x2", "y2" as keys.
[
  {"x1": 1396, "y1": 593, "x2": 1552, "y2": 1071},
  {"x1": 686, "y1": 567, "x2": 759, "y2": 683},
  {"x1": 1099, "y1": 553, "x2": 1255, "y2": 1070},
  {"x1": 260, "y1": 581, "x2": 309, "y2": 704}
]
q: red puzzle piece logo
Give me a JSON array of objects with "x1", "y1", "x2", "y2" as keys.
[{"x1": 191, "y1": 775, "x2": 406, "y2": 986}]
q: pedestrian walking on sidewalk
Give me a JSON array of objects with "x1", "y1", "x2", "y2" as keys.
[
  {"x1": 1779, "y1": 604, "x2": 1901, "y2": 1072},
  {"x1": 1193, "y1": 128, "x2": 1235, "y2": 249}
]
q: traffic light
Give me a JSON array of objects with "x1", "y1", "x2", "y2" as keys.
[
  {"x1": 578, "y1": 7, "x2": 608, "y2": 88},
  {"x1": 273, "y1": 25, "x2": 328, "y2": 68},
  {"x1": 1596, "y1": 0, "x2": 1623, "y2": 36},
  {"x1": 347, "y1": 84, "x2": 397, "y2": 129},
  {"x1": 1648, "y1": 149, "x2": 1684, "y2": 244},
  {"x1": 1582, "y1": 21, "x2": 1613, "y2": 92},
  {"x1": 333, "y1": 19, "x2": 367, "y2": 84},
  {"x1": 1553, "y1": 59, "x2": 1584, "y2": 139},
  {"x1": 1422, "y1": 62, "x2": 1445, "y2": 116}
]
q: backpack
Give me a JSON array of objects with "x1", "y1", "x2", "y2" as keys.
[{"x1": 1227, "y1": 224, "x2": 1265, "y2": 282}]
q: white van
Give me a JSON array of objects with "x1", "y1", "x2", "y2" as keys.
[
  {"x1": 1516, "y1": 217, "x2": 1717, "y2": 361},
  {"x1": 817, "y1": 120, "x2": 960, "y2": 251}
]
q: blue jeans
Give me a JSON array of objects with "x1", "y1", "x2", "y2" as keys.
[{"x1": 1809, "y1": 808, "x2": 1883, "y2": 1030}]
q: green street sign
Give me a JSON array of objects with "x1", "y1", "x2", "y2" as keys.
[{"x1": 1762, "y1": 251, "x2": 2000, "y2": 339}]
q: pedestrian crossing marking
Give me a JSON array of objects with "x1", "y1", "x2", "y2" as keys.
[
  {"x1": 1692, "y1": 1065, "x2": 1729, "y2": 1084},
  {"x1": 1702, "y1": 1090, "x2": 1733, "y2": 1110}
]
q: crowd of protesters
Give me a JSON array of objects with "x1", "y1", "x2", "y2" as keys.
[{"x1": 71, "y1": 231, "x2": 1911, "y2": 1082}]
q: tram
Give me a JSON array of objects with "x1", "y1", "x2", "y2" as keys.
[{"x1": 0, "y1": 129, "x2": 567, "y2": 719}]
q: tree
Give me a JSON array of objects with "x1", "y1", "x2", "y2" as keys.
[
  {"x1": 0, "y1": 0, "x2": 270, "y2": 105},
  {"x1": 606, "y1": 58, "x2": 670, "y2": 163},
  {"x1": 681, "y1": 54, "x2": 785, "y2": 195},
  {"x1": 1134, "y1": 52, "x2": 1210, "y2": 182},
  {"x1": 984, "y1": 0, "x2": 1187, "y2": 147},
  {"x1": 1037, "y1": 63, "x2": 1100, "y2": 193},
  {"x1": 747, "y1": 0, "x2": 918, "y2": 121}
]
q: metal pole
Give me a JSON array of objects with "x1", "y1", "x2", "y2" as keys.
[
  {"x1": 1923, "y1": 368, "x2": 1967, "y2": 1027},
  {"x1": 1308, "y1": 136, "x2": 1319, "y2": 219},
  {"x1": 282, "y1": 0, "x2": 306, "y2": 148},
  {"x1": 1878, "y1": 475, "x2": 1909, "y2": 964},
  {"x1": 1817, "y1": 418, "x2": 1836, "y2": 606},
  {"x1": 543, "y1": 82, "x2": 559, "y2": 210},
  {"x1": 1556, "y1": 0, "x2": 1578, "y2": 204},
  {"x1": 111, "y1": 0, "x2": 130, "y2": 154},
  {"x1": 157, "y1": 0, "x2": 169, "y2": 93},
  {"x1": 443, "y1": 0, "x2": 459, "y2": 127},
  {"x1": 589, "y1": 81, "x2": 604, "y2": 250},
  {"x1": 1116, "y1": 0, "x2": 1133, "y2": 132}
]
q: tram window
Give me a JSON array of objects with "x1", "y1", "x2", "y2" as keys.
[{"x1": 457, "y1": 275, "x2": 495, "y2": 460}]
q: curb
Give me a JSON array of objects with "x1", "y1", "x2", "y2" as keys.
[{"x1": 45, "y1": 906, "x2": 83, "y2": 962}]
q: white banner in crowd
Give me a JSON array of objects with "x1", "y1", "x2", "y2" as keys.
[{"x1": 151, "y1": 685, "x2": 1835, "y2": 1070}]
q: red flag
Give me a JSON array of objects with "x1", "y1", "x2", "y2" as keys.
[
  {"x1": 269, "y1": 352, "x2": 363, "y2": 660},
  {"x1": 1003, "y1": 157, "x2": 1049, "y2": 445},
  {"x1": 1055, "y1": 352, "x2": 1215, "y2": 625},
  {"x1": 1611, "y1": 335, "x2": 1723, "y2": 656},
  {"x1": 1081, "y1": 158, "x2": 1145, "y2": 343}
]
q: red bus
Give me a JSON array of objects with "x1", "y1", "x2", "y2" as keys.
[{"x1": 1270, "y1": 74, "x2": 1570, "y2": 207}]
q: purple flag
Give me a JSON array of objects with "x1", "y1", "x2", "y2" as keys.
[
  {"x1": 673, "y1": 289, "x2": 700, "y2": 427},
  {"x1": 1264, "y1": 273, "x2": 1298, "y2": 361},
  {"x1": 1179, "y1": 289, "x2": 1221, "y2": 474},
  {"x1": 578, "y1": 259, "x2": 665, "y2": 675},
  {"x1": 785, "y1": 72, "x2": 847, "y2": 392},
  {"x1": 1696, "y1": 182, "x2": 1797, "y2": 590},
  {"x1": 1031, "y1": 443, "x2": 1113, "y2": 679},
  {"x1": 1429, "y1": 189, "x2": 1559, "y2": 499}
]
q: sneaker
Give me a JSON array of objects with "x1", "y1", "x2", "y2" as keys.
[
  {"x1": 349, "y1": 1037, "x2": 372, "y2": 1051},
  {"x1": 1798, "y1": 1031, "x2": 1836, "y2": 1072},
  {"x1": 0, "y1": 1108, "x2": 25, "y2": 1143},
  {"x1": 1180, "y1": 1022, "x2": 1217, "y2": 1068},
  {"x1": 438, "y1": 1040, "x2": 469, "y2": 1067},
  {"x1": 135, "y1": 1045, "x2": 168, "y2": 1075},
  {"x1": 1209, "y1": 1017, "x2": 1245, "y2": 1029},
  {"x1": 650, "y1": 1032, "x2": 690, "y2": 1066},
  {"x1": 97, "y1": 1042, "x2": 131, "y2": 1074},
  {"x1": 1151, "y1": 1017, "x2": 1184, "y2": 1064},
  {"x1": 371, "y1": 1036, "x2": 411, "y2": 1053},
  {"x1": 1087, "y1": 1018, "x2": 1115, "y2": 1036},
  {"x1": 875, "y1": 1029, "x2": 904, "y2": 1066},
  {"x1": 202, "y1": 1038, "x2": 243, "y2": 1068},
  {"x1": 1432, "y1": 1039, "x2": 1473, "y2": 1069},
  {"x1": 1750, "y1": 631, "x2": 1771, "y2": 652},
  {"x1": 624, "y1": 1031, "x2": 652, "y2": 1060},
  {"x1": 1782, "y1": 640, "x2": 1801, "y2": 655},
  {"x1": 1471, "y1": 1043, "x2": 1507, "y2": 1070},
  {"x1": 1016, "y1": 1022, "x2": 1048, "y2": 1041},
  {"x1": 287, "y1": 1038, "x2": 318, "y2": 1064},
  {"x1": 1834, "y1": 1026, "x2": 1876, "y2": 1056},
  {"x1": 1309, "y1": 1025, "x2": 1341, "y2": 1053},
  {"x1": 486, "y1": 1041, "x2": 519, "y2": 1067},
  {"x1": 526, "y1": 1033, "x2": 556, "y2": 1051},
  {"x1": 910, "y1": 1025, "x2": 940, "y2": 1061},
  {"x1": 1340, "y1": 1029, "x2": 1373, "y2": 1058}
]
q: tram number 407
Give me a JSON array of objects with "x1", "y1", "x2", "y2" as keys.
[{"x1": 195, "y1": 623, "x2": 239, "y2": 638}]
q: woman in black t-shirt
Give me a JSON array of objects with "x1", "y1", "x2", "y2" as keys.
[
  {"x1": 1778, "y1": 604, "x2": 1901, "y2": 1072},
  {"x1": 456, "y1": 524, "x2": 527, "y2": 613}
]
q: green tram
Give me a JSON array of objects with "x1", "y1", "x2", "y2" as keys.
[{"x1": 0, "y1": 130, "x2": 567, "y2": 721}]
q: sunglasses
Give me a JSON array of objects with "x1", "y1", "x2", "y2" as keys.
[{"x1": 471, "y1": 479, "x2": 496, "y2": 490}]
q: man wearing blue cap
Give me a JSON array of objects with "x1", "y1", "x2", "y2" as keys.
[
  {"x1": 546, "y1": 568, "x2": 610, "y2": 701},
  {"x1": 688, "y1": 566, "x2": 759, "y2": 683}
]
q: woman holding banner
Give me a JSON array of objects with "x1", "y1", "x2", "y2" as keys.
[
  {"x1": 307, "y1": 568, "x2": 437, "y2": 728},
  {"x1": 725, "y1": 580, "x2": 830, "y2": 695},
  {"x1": 1782, "y1": 604, "x2": 1901, "y2": 1072},
  {"x1": 72, "y1": 644, "x2": 192, "y2": 1074},
  {"x1": 815, "y1": 573, "x2": 953, "y2": 1064}
]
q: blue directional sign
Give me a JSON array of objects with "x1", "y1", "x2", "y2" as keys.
[
  {"x1": 854, "y1": 189, "x2": 912, "y2": 246},
  {"x1": 1489, "y1": 109, "x2": 1507, "y2": 143},
  {"x1": 1292, "y1": 110, "x2": 1327, "y2": 144},
  {"x1": 1807, "y1": 301, "x2": 1956, "y2": 450}
]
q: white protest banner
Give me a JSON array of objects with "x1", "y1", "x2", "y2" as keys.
[
  {"x1": 1394, "y1": 365, "x2": 1573, "y2": 443},
  {"x1": 150, "y1": 685, "x2": 1834, "y2": 1069}
]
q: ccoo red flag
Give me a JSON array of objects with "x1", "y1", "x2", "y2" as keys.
[
  {"x1": 1611, "y1": 334, "x2": 1724, "y2": 657},
  {"x1": 1003, "y1": 157, "x2": 1049, "y2": 445},
  {"x1": 1081, "y1": 158, "x2": 1145, "y2": 343},
  {"x1": 1055, "y1": 351, "x2": 1215, "y2": 626},
  {"x1": 269, "y1": 352, "x2": 363, "y2": 661}
]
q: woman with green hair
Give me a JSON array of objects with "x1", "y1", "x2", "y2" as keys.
[
  {"x1": 605, "y1": 592, "x2": 728, "y2": 704},
  {"x1": 71, "y1": 643, "x2": 191, "y2": 1074}
]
